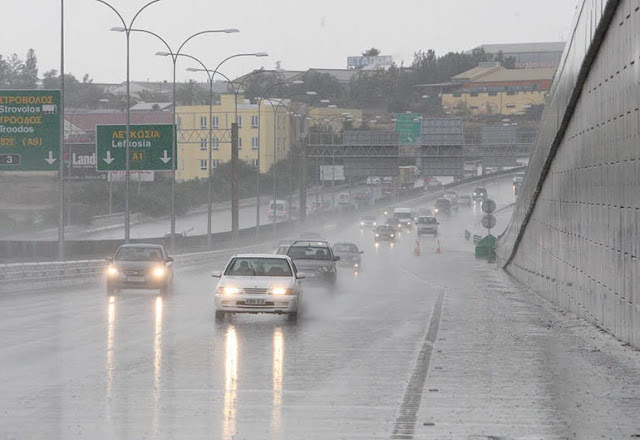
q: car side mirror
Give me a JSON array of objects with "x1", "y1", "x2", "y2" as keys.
[
  {"x1": 333, "y1": 256, "x2": 341, "y2": 261},
  {"x1": 210, "y1": 270, "x2": 222, "y2": 278},
  {"x1": 297, "y1": 272, "x2": 306, "y2": 280},
  {"x1": 166, "y1": 256, "x2": 174, "y2": 262}
]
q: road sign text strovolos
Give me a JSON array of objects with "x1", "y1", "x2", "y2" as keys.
[
  {"x1": 96, "y1": 124, "x2": 175, "y2": 171},
  {"x1": 0, "y1": 90, "x2": 61, "y2": 171}
]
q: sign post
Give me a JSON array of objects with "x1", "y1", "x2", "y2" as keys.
[
  {"x1": 96, "y1": 124, "x2": 176, "y2": 171},
  {"x1": 481, "y1": 199, "x2": 497, "y2": 262},
  {"x1": 0, "y1": 90, "x2": 61, "y2": 171}
]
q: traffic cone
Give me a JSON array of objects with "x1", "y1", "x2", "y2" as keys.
[
  {"x1": 414, "y1": 240, "x2": 421, "y2": 256},
  {"x1": 436, "y1": 240, "x2": 441, "y2": 254}
]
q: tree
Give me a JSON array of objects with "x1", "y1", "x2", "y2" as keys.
[
  {"x1": 362, "y1": 47, "x2": 381, "y2": 57},
  {"x1": 176, "y1": 79, "x2": 207, "y2": 105}
]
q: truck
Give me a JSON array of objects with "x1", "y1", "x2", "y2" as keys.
[{"x1": 398, "y1": 166, "x2": 420, "y2": 190}]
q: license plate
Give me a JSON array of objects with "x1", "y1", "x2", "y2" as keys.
[
  {"x1": 126, "y1": 276, "x2": 145, "y2": 282},
  {"x1": 245, "y1": 299, "x2": 265, "y2": 305}
]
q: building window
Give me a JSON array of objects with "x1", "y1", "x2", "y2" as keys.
[
  {"x1": 200, "y1": 139, "x2": 207, "y2": 151},
  {"x1": 252, "y1": 159, "x2": 259, "y2": 168},
  {"x1": 236, "y1": 116, "x2": 242, "y2": 128},
  {"x1": 452, "y1": 93, "x2": 462, "y2": 98},
  {"x1": 238, "y1": 138, "x2": 242, "y2": 149},
  {"x1": 251, "y1": 137, "x2": 259, "y2": 149},
  {"x1": 470, "y1": 93, "x2": 479, "y2": 97},
  {"x1": 213, "y1": 138, "x2": 219, "y2": 150},
  {"x1": 177, "y1": 116, "x2": 182, "y2": 129},
  {"x1": 200, "y1": 159, "x2": 207, "y2": 171},
  {"x1": 506, "y1": 104, "x2": 516, "y2": 108},
  {"x1": 212, "y1": 159, "x2": 219, "y2": 168},
  {"x1": 506, "y1": 91, "x2": 516, "y2": 96},
  {"x1": 200, "y1": 116, "x2": 207, "y2": 129},
  {"x1": 251, "y1": 115, "x2": 259, "y2": 128},
  {"x1": 488, "y1": 91, "x2": 498, "y2": 96},
  {"x1": 212, "y1": 116, "x2": 219, "y2": 128},
  {"x1": 469, "y1": 106, "x2": 479, "y2": 110}
]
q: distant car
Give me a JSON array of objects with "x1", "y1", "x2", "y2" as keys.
[
  {"x1": 366, "y1": 176, "x2": 381, "y2": 185},
  {"x1": 473, "y1": 187, "x2": 488, "y2": 200},
  {"x1": 513, "y1": 176, "x2": 524, "y2": 185},
  {"x1": 393, "y1": 208, "x2": 414, "y2": 229},
  {"x1": 269, "y1": 199, "x2": 289, "y2": 219},
  {"x1": 360, "y1": 215, "x2": 377, "y2": 228},
  {"x1": 211, "y1": 254, "x2": 303, "y2": 322},
  {"x1": 338, "y1": 193, "x2": 351, "y2": 206},
  {"x1": 353, "y1": 192, "x2": 370, "y2": 201},
  {"x1": 286, "y1": 240, "x2": 339, "y2": 286},
  {"x1": 425, "y1": 178, "x2": 442, "y2": 191},
  {"x1": 416, "y1": 215, "x2": 439, "y2": 236},
  {"x1": 332, "y1": 242, "x2": 364, "y2": 269},
  {"x1": 443, "y1": 191, "x2": 459, "y2": 209},
  {"x1": 383, "y1": 206, "x2": 394, "y2": 216},
  {"x1": 458, "y1": 194, "x2": 472, "y2": 206},
  {"x1": 374, "y1": 225, "x2": 396, "y2": 242},
  {"x1": 434, "y1": 198, "x2": 451, "y2": 214},
  {"x1": 106, "y1": 244, "x2": 174, "y2": 295},
  {"x1": 274, "y1": 240, "x2": 294, "y2": 255},
  {"x1": 387, "y1": 217, "x2": 402, "y2": 229}
]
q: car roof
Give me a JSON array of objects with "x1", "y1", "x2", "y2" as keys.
[
  {"x1": 117, "y1": 243, "x2": 163, "y2": 249},
  {"x1": 394, "y1": 207, "x2": 411, "y2": 212},
  {"x1": 289, "y1": 240, "x2": 330, "y2": 246},
  {"x1": 231, "y1": 253, "x2": 291, "y2": 259}
]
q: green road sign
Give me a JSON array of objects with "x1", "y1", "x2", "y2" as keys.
[
  {"x1": 96, "y1": 124, "x2": 176, "y2": 171},
  {"x1": 394, "y1": 113, "x2": 421, "y2": 145},
  {"x1": 0, "y1": 90, "x2": 61, "y2": 171}
]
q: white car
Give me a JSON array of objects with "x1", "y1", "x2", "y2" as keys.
[
  {"x1": 212, "y1": 254, "x2": 305, "y2": 322},
  {"x1": 416, "y1": 215, "x2": 439, "y2": 235}
]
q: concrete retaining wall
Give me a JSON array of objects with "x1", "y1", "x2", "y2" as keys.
[{"x1": 498, "y1": 0, "x2": 640, "y2": 347}]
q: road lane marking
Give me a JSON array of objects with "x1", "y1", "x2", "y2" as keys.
[{"x1": 390, "y1": 290, "x2": 445, "y2": 439}]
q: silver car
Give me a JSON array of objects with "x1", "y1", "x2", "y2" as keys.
[{"x1": 212, "y1": 254, "x2": 304, "y2": 322}]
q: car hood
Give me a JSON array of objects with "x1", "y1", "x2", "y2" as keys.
[
  {"x1": 112, "y1": 261, "x2": 162, "y2": 271},
  {"x1": 220, "y1": 276, "x2": 295, "y2": 288}
]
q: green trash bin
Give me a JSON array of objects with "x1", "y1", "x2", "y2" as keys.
[{"x1": 475, "y1": 234, "x2": 497, "y2": 259}]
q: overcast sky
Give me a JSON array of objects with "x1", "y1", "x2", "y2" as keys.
[{"x1": 2, "y1": 0, "x2": 580, "y2": 84}]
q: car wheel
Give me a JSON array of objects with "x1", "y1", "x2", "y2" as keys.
[{"x1": 215, "y1": 311, "x2": 226, "y2": 322}]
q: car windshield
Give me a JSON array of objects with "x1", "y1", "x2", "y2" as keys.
[
  {"x1": 436, "y1": 199, "x2": 451, "y2": 207},
  {"x1": 394, "y1": 212, "x2": 412, "y2": 219},
  {"x1": 270, "y1": 203, "x2": 285, "y2": 211},
  {"x1": 334, "y1": 243, "x2": 359, "y2": 253},
  {"x1": 114, "y1": 247, "x2": 164, "y2": 261},
  {"x1": 224, "y1": 257, "x2": 292, "y2": 277},
  {"x1": 287, "y1": 245, "x2": 332, "y2": 260},
  {"x1": 418, "y1": 217, "x2": 437, "y2": 224}
]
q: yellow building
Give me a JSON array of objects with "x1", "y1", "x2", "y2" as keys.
[
  {"x1": 176, "y1": 94, "x2": 292, "y2": 181},
  {"x1": 440, "y1": 62, "x2": 554, "y2": 116}
]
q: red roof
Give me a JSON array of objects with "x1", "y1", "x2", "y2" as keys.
[{"x1": 65, "y1": 111, "x2": 173, "y2": 131}]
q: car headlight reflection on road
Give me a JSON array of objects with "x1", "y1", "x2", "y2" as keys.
[
  {"x1": 221, "y1": 286, "x2": 242, "y2": 295},
  {"x1": 107, "y1": 266, "x2": 119, "y2": 277},
  {"x1": 152, "y1": 266, "x2": 166, "y2": 278}
]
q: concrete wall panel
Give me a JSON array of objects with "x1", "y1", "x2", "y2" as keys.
[{"x1": 498, "y1": 0, "x2": 640, "y2": 347}]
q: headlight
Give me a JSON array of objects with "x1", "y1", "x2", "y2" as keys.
[
  {"x1": 318, "y1": 266, "x2": 331, "y2": 272},
  {"x1": 375, "y1": 233, "x2": 379, "y2": 237},
  {"x1": 390, "y1": 234, "x2": 395, "y2": 237},
  {"x1": 271, "y1": 287, "x2": 290, "y2": 295},
  {"x1": 373, "y1": 222, "x2": 377, "y2": 226},
  {"x1": 152, "y1": 266, "x2": 166, "y2": 278},
  {"x1": 107, "y1": 266, "x2": 118, "y2": 277},
  {"x1": 360, "y1": 222, "x2": 364, "y2": 225},
  {"x1": 434, "y1": 208, "x2": 439, "y2": 213},
  {"x1": 220, "y1": 286, "x2": 242, "y2": 295}
]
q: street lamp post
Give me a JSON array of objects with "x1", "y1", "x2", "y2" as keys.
[
  {"x1": 95, "y1": 0, "x2": 162, "y2": 243},
  {"x1": 254, "y1": 80, "x2": 304, "y2": 236},
  {"x1": 113, "y1": 27, "x2": 239, "y2": 252},
  {"x1": 184, "y1": 54, "x2": 267, "y2": 248}
]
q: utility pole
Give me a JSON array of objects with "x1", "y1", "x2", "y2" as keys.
[{"x1": 231, "y1": 122, "x2": 239, "y2": 239}]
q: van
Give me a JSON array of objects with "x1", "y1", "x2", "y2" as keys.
[
  {"x1": 268, "y1": 200, "x2": 289, "y2": 219},
  {"x1": 338, "y1": 193, "x2": 350, "y2": 206},
  {"x1": 393, "y1": 208, "x2": 413, "y2": 229}
]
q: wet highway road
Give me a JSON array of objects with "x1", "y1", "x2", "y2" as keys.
[{"x1": 2, "y1": 177, "x2": 639, "y2": 439}]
